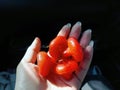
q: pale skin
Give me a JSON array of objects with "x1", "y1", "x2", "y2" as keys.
[{"x1": 15, "y1": 21, "x2": 94, "y2": 90}]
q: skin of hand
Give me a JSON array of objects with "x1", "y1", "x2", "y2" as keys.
[{"x1": 15, "y1": 21, "x2": 94, "y2": 90}]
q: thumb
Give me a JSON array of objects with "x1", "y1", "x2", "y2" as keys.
[{"x1": 22, "y1": 37, "x2": 41, "y2": 63}]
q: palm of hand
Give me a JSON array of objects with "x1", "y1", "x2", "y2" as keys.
[
  {"x1": 16, "y1": 62, "x2": 79, "y2": 90},
  {"x1": 15, "y1": 22, "x2": 93, "y2": 90},
  {"x1": 46, "y1": 75, "x2": 80, "y2": 90}
]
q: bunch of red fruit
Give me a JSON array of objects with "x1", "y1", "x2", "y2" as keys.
[{"x1": 37, "y1": 36, "x2": 84, "y2": 80}]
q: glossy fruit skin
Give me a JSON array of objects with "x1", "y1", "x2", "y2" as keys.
[
  {"x1": 37, "y1": 51, "x2": 52, "y2": 77},
  {"x1": 49, "y1": 36, "x2": 84, "y2": 78},
  {"x1": 37, "y1": 36, "x2": 84, "y2": 80},
  {"x1": 63, "y1": 37, "x2": 83, "y2": 62},
  {"x1": 55, "y1": 60, "x2": 78, "y2": 75},
  {"x1": 48, "y1": 36, "x2": 67, "y2": 62}
]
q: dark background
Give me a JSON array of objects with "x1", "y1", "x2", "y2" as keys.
[{"x1": 0, "y1": 0, "x2": 120, "y2": 89}]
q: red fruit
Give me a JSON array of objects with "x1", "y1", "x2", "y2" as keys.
[
  {"x1": 61, "y1": 73, "x2": 73, "y2": 80},
  {"x1": 55, "y1": 60, "x2": 78, "y2": 75},
  {"x1": 63, "y1": 37, "x2": 83, "y2": 62},
  {"x1": 37, "y1": 36, "x2": 84, "y2": 80},
  {"x1": 48, "y1": 36, "x2": 67, "y2": 62},
  {"x1": 37, "y1": 51, "x2": 52, "y2": 77}
]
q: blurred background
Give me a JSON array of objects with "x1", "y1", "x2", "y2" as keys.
[{"x1": 0, "y1": 0, "x2": 120, "y2": 89}]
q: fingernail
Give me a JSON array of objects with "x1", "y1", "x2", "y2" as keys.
[
  {"x1": 31, "y1": 37, "x2": 37, "y2": 45},
  {"x1": 76, "y1": 21, "x2": 82, "y2": 26},
  {"x1": 89, "y1": 40, "x2": 94, "y2": 47},
  {"x1": 86, "y1": 29, "x2": 92, "y2": 33},
  {"x1": 66, "y1": 23, "x2": 71, "y2": 28},
  {"x1": 31, "y1": 37, "x2": 39, "y2": 46}
]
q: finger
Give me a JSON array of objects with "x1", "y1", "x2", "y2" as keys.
[
  {"x1": 69, "y1": 21, "x2": 82, "y2": 39},
  {"x1": 22, "y1": 37, "x2": 41, "y2": 63},
  {"x1": 80, "y1": 29, "x2": 92, "y2": 48},
  {"x1": 57, "y1": 23, "x2": 71, "y2": 38},
  {"x1": 75, "y1": 41, "x2": 94, "y2": 83}
]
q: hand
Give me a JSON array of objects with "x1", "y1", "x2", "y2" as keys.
[{"x1": 15, "y1": 21, "x2": 94, "y2": 90}]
